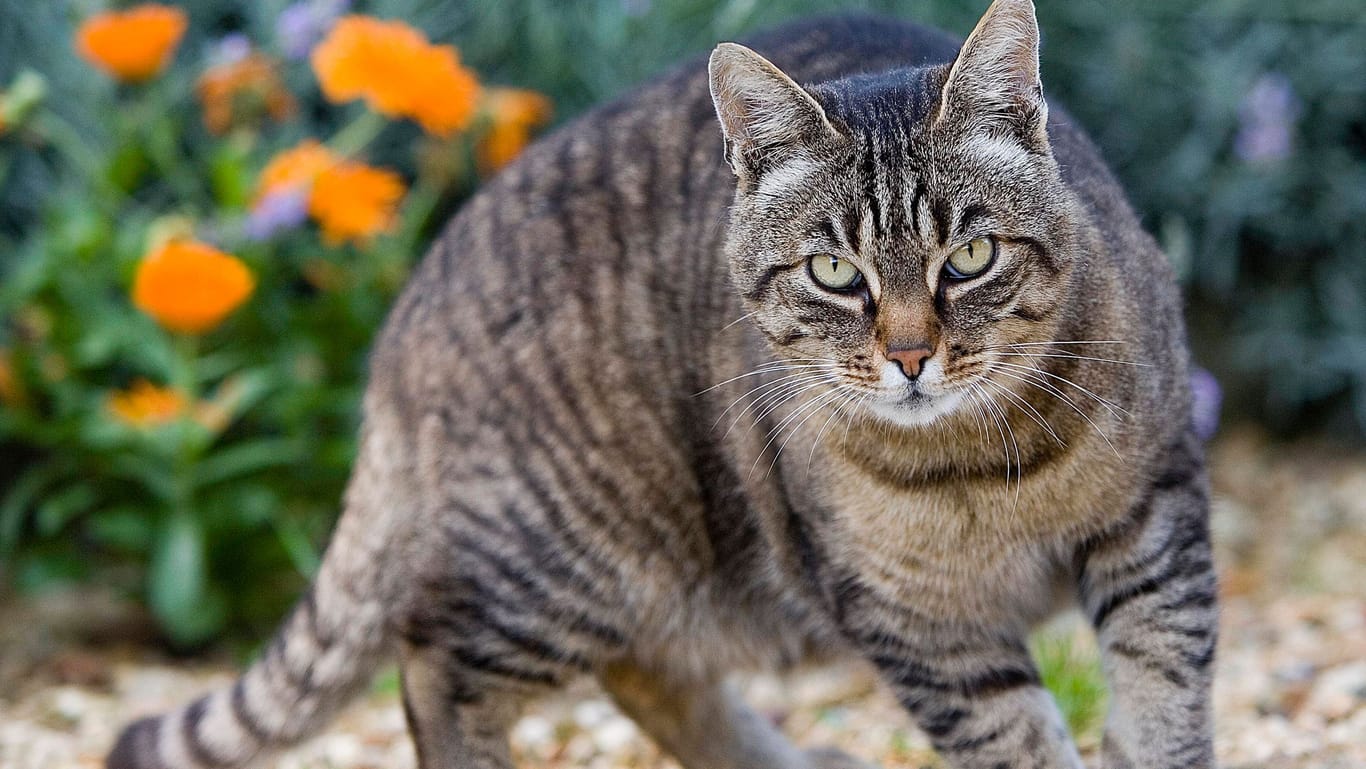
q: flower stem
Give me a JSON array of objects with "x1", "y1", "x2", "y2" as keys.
[
  {"x1": 329, "y1": 110, "x2": 387, "y2": 160},
  {"x1": 171, "y1": 333, "x2": 200, "y2": 519}
]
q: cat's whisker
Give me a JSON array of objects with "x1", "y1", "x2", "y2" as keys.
[
  {"x1": 717, "y1": 310, "x2": 760, "y2": 333},
  {"x1": 974, "y1": 385, "x2": 1015, "y2": 501},
  {"x1": 960, "y1": 386, "x2": 991, "y2": 443},
  {"x1": 769, "y1": 386, "x2": 855, "y2": 478},
  {"x1": 731, "y1": 373, "x2": 844, "y2": 440},
  {"x1": 696, "y1": 360, "x2": 833, "y2": 396},
  {"x1": 986, "y1": 340, "x2": 1130, "y2": 349},
  {"x1": 984, "y1": 391, "x2": 1023, "y2": 513},
  {"x1": 990, "y1": 367, "x2": 1124, "y2": 461},
  {"x1": 751, "y1": 385, "x2": 846, "y2": 480},
  {"x1": 990, "y1": 352, "x2": 1151, "y2": 368},
  {"x1": 741, "y1": 375, "x2": 838, "y2": 430},
  {"x1": 713, "y1": 368, "x2": 836, "y2": 429},
  {"x1": 978, "y1": 377, "x2": 1064, "y2": 446},
  {"x1": 806, "y1": 386, "x2": 862, "y2": 472},
  {"x1": 841, "y1": 391, "x2": 873, "y2": 448},
  {"x1": 991, "y1": 360, "x2": 1130, "y2": 418}
]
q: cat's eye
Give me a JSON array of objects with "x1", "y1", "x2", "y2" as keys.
[
  {"x1": 944, "y1": 237, "x2": 997, "y2": 280},
  {"x1": 808, "y1": 254, "x2": 864, "y2": 291}
]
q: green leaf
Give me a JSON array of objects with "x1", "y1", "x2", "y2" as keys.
[
  {"x1": 193, "y1": 437, "x2": 301, "y2": 489},
  {"x1": 35, "y1": 484, "x2": 97, "y2": 537},
  {"x1": 148, "y1": 512, "x2": 226, "y2": 647},
  {"x1": 0, "y1": 465, "x2": 59, "y2": 563},
  {"x1": 88, "y1": 506, "x2": 154, "y2": 553},
  {"x1": 208, "y1": 135, "x2": 256, "y2": 209}
]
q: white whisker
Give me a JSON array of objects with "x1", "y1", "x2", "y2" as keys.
[
  {"x1": 979, "y1": 377, "x2": 1064, "y2": 446},
  {"x1": 991, "y1": 360, "x2": 1129, "y2": 417},
  {"x1": 990, "y1": 352, "x2": 1151, "y2": 368},
  {"x1": 696, "y1": 359, "x2": 833, "y2": 395},
  {"x1": 990, "y1": 367, "x2": 1123, "y2": 461},
  {"x1": 752, "y1": 386, "x2": 846, "y2": 479},
  {"x1": 714, "y1": 369, "x2": 833, "y2": 429}
]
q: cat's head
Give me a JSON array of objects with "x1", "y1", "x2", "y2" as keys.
[{"x1": 710, "y1": 0, "x2": 1084, "y2": 428}]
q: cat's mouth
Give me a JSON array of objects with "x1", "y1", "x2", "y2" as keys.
[{"x1": 866, "y1": 384, "x2": 965, "y2": 428}]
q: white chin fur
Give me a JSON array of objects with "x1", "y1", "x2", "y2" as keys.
[
  {"x1": 868, "y1": 359, "x2": 963, "y2": 427},
  {"x1": 867, "y1": 391, "x2": 965, "y2": 427}
]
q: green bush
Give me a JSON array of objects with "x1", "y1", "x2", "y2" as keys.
[{"x1": 0, "y1": 0, "x2": 1361, "y2": 644}]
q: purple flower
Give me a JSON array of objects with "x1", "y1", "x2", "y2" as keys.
[
  {"x1": 276, "y1": 0, "x2": 350, "y2": 61},
  {"x1": 1189, "y1": 367, "x2": 1222, "y2": 442},
  {"x1": 1234, "y1": 73, "x2": 1300, "y2": 164},
  {"x1": 210, "y1": 33, "x2": 252, "y2": 67},
  {"x1": 245, "y1": 188, "x2": 309, "y2": 241}
]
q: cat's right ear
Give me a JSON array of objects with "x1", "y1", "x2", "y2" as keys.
[{"x1": 708, "y1": 43, "x2": 844, "y2": 179}]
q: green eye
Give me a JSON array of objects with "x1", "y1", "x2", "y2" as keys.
[
  {"x1": 808, "y1": 254, "x2": 863, "y2": 290},
  {"x1": 945, "y1": 237, "x2": 996, "y2": 279}
]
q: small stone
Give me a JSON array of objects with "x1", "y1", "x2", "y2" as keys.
[
  {"x1": 592, "y1": 715, "x2": 640, "y2": 753},
  {"x1": 512, "y1": 715, "x2": 556, "y2": 748},
  {"x1": 572, "y1": 699, "x2": 616, "y2": 730}
]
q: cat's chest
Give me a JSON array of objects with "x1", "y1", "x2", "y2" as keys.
[{"x1": 808, "y1": 467, "x2": 1082, "y2": 624}]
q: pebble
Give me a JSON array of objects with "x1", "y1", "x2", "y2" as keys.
[{"x1": 0, "y1": 429, "x2": 1363, "y2": 768}]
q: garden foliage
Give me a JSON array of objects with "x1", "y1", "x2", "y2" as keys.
[{"x1": 0, "y1": 0, "x2": 1361, "y2": 644}]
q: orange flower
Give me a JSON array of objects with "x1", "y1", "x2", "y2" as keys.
[
  {"x1": 132, "y1": 240, "x2": 255, "y2": 334},
  {"x1": 477, "y1": 88, "x2": 554, "y2": 173},
  {"x1": 256, "y1": 139, "x2": 338, "y2": 200},
  {"x1": 196, "y1": 52, "x2": 295, "y2": 135},
  {"x1": 76, "y1": 4, "x2": 188, "y2": 83},
  {"x1": 0, "y1": 348, "x2": 24, "y2": 407},
  {"x1": 308, "y1": 162, "x2": 406, "y2": 244},
  {"x1": 311, "y1": 16, "x2": 480, "y2": 137},
  {"x1": 254, "y1": 140, "x2": 406, "y2": 245},
  {"x1": 107, "y1": 379, "x2": 187, "y2": 427}
]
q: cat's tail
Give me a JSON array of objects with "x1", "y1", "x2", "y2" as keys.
[{"x1": 107, "y1": 420, "x2": 409, "y2": 769}]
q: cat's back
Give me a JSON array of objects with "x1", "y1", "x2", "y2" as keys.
[
  {"x1": 372, "y1": 14, "x2": 1142, "y2": 407},
  {"x1": 373, "y1": 17, "x2": 959, "y2": 383}
]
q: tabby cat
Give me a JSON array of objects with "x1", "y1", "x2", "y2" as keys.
[{"x1": 108, "y1": 1, "x2": 1218, "y2": 767}]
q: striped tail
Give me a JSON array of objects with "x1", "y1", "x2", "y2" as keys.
[
  {"x1": 108, "y1": 420, "x2": 406, "y2": 769},
  {"x1": 107, "y1": 579, "x2": 390, "y2": 769}
]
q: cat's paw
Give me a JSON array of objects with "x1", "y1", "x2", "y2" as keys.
[{"x1": 804, "y1": 746, "x2": 881, "y2": 769}]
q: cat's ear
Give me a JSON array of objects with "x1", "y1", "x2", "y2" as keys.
[
  {"x1": 935, "y1": 0, "x2": 1049, "y2": 150},
  {"x1": 709, "y1": 43, "x2": 844, "y2": 179}
]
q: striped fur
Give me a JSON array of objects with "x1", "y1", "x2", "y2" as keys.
[{"x1": 108, "y1": 2, "x2": 1214, "y2": 768}]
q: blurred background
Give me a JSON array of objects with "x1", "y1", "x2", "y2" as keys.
[{"x1": 0, "y1": 1, "x2": 1363, "y2": 767}]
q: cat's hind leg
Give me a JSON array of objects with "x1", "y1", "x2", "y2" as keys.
[
  {"x1": 601, "y1": 660, "x2": 876, "y2": 769},
  {"x1": 398, "y1": 643, "x2": 525, "y2": 769}
]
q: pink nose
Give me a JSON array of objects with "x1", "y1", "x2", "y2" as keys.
[{"x1": 887, "y1": 346, "x2": 933, "y2": 379}]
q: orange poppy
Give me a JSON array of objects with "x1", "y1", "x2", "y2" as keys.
[
  {"x1": 311, "y1": 15, "x2": 480, "y2": 137},
  {"x1": 478, "y1": 88, "x2": 554, "y2": 173},
  {"x1": 107, "y1": 379, "x2": 188, "y2": 426},
  {"x1": 196, "y1": 52, "x2": 295, "y2": 135},
  {"x1": 76, "y1": 4, "x2": 188, "y2": 83},
  {"x1": 132, "y1": 240, "x2": 255, "y2": 334}
]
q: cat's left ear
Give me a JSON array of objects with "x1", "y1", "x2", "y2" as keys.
[
  {"x1": 709, "y1": 43, "x2": 845, "y2": 179},
  {"x1": 935, "y1": 0, "x2": 1049, "y2": 151}
]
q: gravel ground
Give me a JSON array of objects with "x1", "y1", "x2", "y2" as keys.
[{"x1": 2, "y1": 427, "x2": 1363, "y2": 769}]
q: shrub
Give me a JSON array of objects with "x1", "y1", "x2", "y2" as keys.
[{"x1": 0, "y1": 1, "x2": 550, "y2": 646}]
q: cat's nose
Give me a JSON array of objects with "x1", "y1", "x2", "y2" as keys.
[{"x1": 886, "y1": 345, "x2": 933, "y2": 379}]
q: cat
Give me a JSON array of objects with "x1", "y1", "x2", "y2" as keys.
[{"x1": 107, "y1": 1, "x2": 1217, "y2": 767}]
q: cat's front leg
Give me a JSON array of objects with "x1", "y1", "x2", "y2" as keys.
[
  {"x1": 860, "y1": 626, "x2": 1085, "y2": 768},
  {"x1": 1077, "y1": 436, "x2": 1218, "y2": 769}
]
